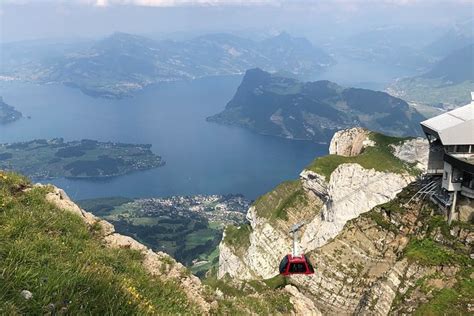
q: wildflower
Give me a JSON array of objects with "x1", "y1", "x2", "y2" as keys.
[{"x1": 20, "y1": 290, "x2": 33, "y2": 300}]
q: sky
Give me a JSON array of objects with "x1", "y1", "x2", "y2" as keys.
[{"x1": 0, "y1": 0, "x2": 472, "y2": 43}]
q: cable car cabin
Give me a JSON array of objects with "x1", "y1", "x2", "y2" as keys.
[{"x1": 279, "y1": 254, "x2": 314, "y2": 276}]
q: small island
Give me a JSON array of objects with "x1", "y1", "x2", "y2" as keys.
[
  {"x1": 0, "y1": 97, "x2": 22, "y2": 124},
  {"x1": 0, "y1": 138, "x2": 164, "y2": 179}
]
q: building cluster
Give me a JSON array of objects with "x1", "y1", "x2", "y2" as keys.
[{"x1": 125, "y1": 195, "x2": 249, "y2": 226}]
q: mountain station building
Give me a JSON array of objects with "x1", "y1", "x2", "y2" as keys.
[{"x1": 421, "y1": 93, "x2": 474, "y2": 222}]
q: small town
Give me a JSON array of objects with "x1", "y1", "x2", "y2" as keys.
[{"x1": 117, "y1": 194, "x2": 250, "y2": 226}]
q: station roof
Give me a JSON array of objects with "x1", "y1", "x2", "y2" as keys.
[{"x1": 421, "y1": 99, "x2": 474, "y2": 146}]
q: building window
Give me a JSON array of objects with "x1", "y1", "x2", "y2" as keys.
[
  {"x1": 456, "y1": 145, "x2": 470, "y2": 153},
  {"x1": 445, "y1": 145, "x2": 455, "y2": 153},
  {"x1": 462, "y1": 172, "x2": 474, "y2": 189},
  {"x1": 444, "y1": 171, "x2": 448, "y2": 180}
]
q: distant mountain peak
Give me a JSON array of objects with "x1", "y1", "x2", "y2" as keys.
[
  {"x1": 208, "y1": 69, "x2": 423, "y2": 142},
  {"x1": 2, "y1": 31, "x2": 333, "y2": 99}
]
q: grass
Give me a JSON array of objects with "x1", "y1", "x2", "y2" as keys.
[
  {"x1": 363, "y1": 209, "x2": 399, "y2": 234},
  {"x1": 263, "y1": 275, "x2": 288, "y2": 289},
  {"x1": 190, "y1": 247, "x2": 220, "y2": 277},
  {"x1": 414, "y1": 269, "x2": 474, "y2": 316},
  {"x1": 306, "y1": 132, "x2": 416, "y2": 181},
  {"x1": 0, "y1": 171, "x2": 199, "y2": 315},
  {"x1": 203, "y1": 274, "x2": 293, "y2": 315},
  {"x1": 404, "y1": 238, "x2": 470, "y2": 266},
  {"x1": 222, "y1": 224, "x2": 252, "y2": 256},
  {"x1": 185, "y1": 229, "x2": 219, "y2": 250},
  {"x1": 253, "y1": 180, "x2": 309, "y2": 221}
]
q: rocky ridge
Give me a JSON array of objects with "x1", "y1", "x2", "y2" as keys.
[
  {"x1": 219, "y1": 128, "x2": 426, "y2": 281},
  {"x1": 43, "y1": 185, "x2": 211, "y2": 313},
  {"x1": 216, "y1": 128, "x2": 470, "y2": 315},
  {"x1": 328, "y1": 127, "x2": 374, "y2": 157},
  {"x1": 40, "y1": 184, "x2": 311, "y2": 314}
]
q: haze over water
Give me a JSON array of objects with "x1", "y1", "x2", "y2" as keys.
[{"x1": 0, "y1": 76, "x2": 326, "y2": 200}]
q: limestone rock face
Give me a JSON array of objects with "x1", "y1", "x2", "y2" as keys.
[
  {"x1": 458, "y1": 197, "x2": 474, "y2": 222},
  {"x1": 215, "y1": 127, "x2": 466, "y2": 314},
  {"x1": 329, "y1": 127, "x2": 372, "y2": 157},
  {"x1": 300, "y1": 169, "x2": 328, "y2": 201},
  {"x1": 391, "y1": 137, "x2": 429, "y2": 171},
  {"x1": 217, "y1": 128, "x2": 433, "y2": 314},
  {"x1": 218, "y1": 164, "x2": 413, "y2": 280},
  {"x1": 218, "y1": 206, "x2": 293, "y2": 280},
  {"x1": 284, "y1": 285, "x2": 321, "y2": 315},
  {"x1": 218, "y1": 234, "x2": 253, "y2": 279},
  {"x1": 300, "y1": 164, "x2": 413, "y2": 251}
]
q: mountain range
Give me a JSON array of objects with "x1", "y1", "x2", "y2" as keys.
[
  {"x1": 424, "y1": 19, "x2": 474, "y2": 58},
  {"x1": 388, "y1": 43, "x2": 474, "y2": 110},
  {"x1": 208, "y1": 68, "x2": 424, "y2": 142},
  {"x1": 1, "y1": 32, "x2": 334, "y2": 99}
]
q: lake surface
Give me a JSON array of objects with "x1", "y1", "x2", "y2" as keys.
[
  {"x1": 312, "y1": 55, "x2": 417, "y2": 91},
  {"x1": 0, "y1": 76, "x2": 326, "y2": 201}
]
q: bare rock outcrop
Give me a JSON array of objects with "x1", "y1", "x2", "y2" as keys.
[
  {"x1": 44, "y1": 185, "x2": 211, "y2": 313},
  {"x1": 329, "y1": 127, "x2": 373, "y2": 157},
  {"x1": 284, "y1": 284, "x2": 321, "y2": 315},
  {"x1": 217, "y1": 127, "x2": 434, "y2": 314},
  {"x1": 391, "y1": 137, "x2": 429, "y2": 171},
  {"x1": 218, "y1": 164, "x2": 413, "y2": 280},
  {"x1": 300, "y1": 169, "x2": 328, "y2": 201},
  {"x1": 300, "y1": 164, "x2": 413, "y2": 251},
  {"x1": 218, "y1": 234, "x2": 254, "y2": 279}
]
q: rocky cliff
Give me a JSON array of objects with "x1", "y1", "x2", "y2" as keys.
[
  {"x1": 1, "y1": 171, "x2": 312, "y2": 315},
  {"x1": 43, "y1": 185, "x2": 212, "y2": 313},
  {"x1": 328, "y1": 127, "x2": 374, "y2": 157},
  {"x1": 219, "y1": 129, "x2": 426, "y2": 281},
  {"x1": 218, "y1": 129, "x2": 474, "y2": 314}
]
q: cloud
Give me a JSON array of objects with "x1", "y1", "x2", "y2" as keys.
[
  {"x1": 3, "y1": 0, "x2": 472, "y2": 7},
  {"x1": 81, "y1": 0, "x2": 279, "y2": 6}
]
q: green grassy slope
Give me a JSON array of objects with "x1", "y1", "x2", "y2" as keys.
[
  {"x1": 0, "y1": 172, "x2": 198, "y2": 315},
  {"x1": 307, "y1": 132, "x2": 418, "y2": 180}
]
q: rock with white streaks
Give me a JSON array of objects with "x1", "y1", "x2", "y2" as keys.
[{"x1": 329, "y1": 127, "x2": 373, "y2": 157}]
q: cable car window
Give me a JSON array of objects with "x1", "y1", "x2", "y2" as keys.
[
  {"x1": 289, "y1": 263, "x2": 306, "y2": 273},
  {"x1": 279, "y1": 256, "x2": 289, "y2": 273}
]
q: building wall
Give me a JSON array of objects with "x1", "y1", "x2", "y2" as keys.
[
  {"x1": 442, "y1": 162, "x2": 462, "y2": 191},
  {"x1": 427, "y1": 141, "x2": 444, "y2": 174}
]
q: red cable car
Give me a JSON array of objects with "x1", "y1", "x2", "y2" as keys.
[
  {"x1": 279, "y1": 254, "x2": 314, "y2": 275},
  {"x1": 279, "y1": 222, "x2": 315, "y2": 276}
]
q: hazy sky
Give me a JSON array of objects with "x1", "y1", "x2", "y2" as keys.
[{"x1": 1, "y1": 0, "x2": 472, "y2": 43}]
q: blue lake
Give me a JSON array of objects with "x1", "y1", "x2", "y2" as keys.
[{"x1": 0, "y1": 76, "x2": 327, "y2": 201}]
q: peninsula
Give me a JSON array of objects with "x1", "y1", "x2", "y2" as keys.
[
  {"x1": 0, "y1": 97, "x2": 22, "y2": 124},
  {"x1": 0, "y1": 138, "x2": 164, "y2": 179}
]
